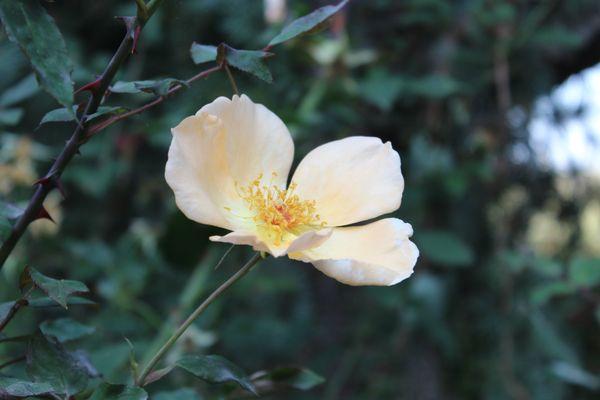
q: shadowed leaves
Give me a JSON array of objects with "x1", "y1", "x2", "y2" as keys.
[
  {"x1": 268, "y1": 0, "x2": 349, "y2": 47},
  {"x1": 0, "y1": 0, "x2": 74, "y2": 110}
]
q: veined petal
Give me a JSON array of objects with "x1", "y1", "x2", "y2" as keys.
[
  {"x1": 290, "y1": 218, "x2": 418, "y2": 286},
  {"x1": 210, "y1": 228, "x2": 332, "y2": 258},
  {"x1": 165, "y1": 112, "x2": 237, "y2": 229},
  {"x1": 165, "y1": 95, "x2": 295, "y2": 231},
  {"x1": 290, "y1": 136, "x2": 403, "y2": 227},
  {"x1": 199, "y1": 94, "x2": 294, "y2": 189}
]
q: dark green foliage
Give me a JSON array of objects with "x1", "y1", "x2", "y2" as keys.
[
  {"x1": 0, "y1": 0, "x2": 599, "y2": 399},
  {"x1": 268, "y1": 0, "x2": 349, "y2": 46},
  {"x1": 416, "y1": 230, "x2": 474, "y2": 267},
  {"x1": 252, "y1": 366, "x2": 325, "y2": 393},
  {"x1": 39, "y1": 106, "x2": 128, "y2": 126},
  {"x1": 190, "y1": 43, "x2": 218, "y2": 65},
  {"x1": 0, "y1": 0, "x2": 73, "y2": 109},
  {"x1": 26, "y1": 332, "x2": 90, "y2": 397},
  {"x1": 176, "y1": 355, "x2": 257, "y2": 395},
  {"x1": 89, "y1": 383, "x2": 148, "y2": 400},
  {"x1": 111, "y1": 79, "x2": 188, "y2": 96},
  {"x1": 40, "y1": 318, "x2": 95, "y2": 342},
  {"x1": 153, "y1": 388, "x2": 200, "y2": 400},
  {"x1": 0, "y1": 377, "x2": 53, "y2": 398},
  {"x1": 0, "y1": 300, "x2": 15, "y2": 322},
  {"x1": 25, "y1": 267, "x2": 89, "y2": 309},
  {"x1": 217, "y1": 44, "x2": 273, "y2": 83}
]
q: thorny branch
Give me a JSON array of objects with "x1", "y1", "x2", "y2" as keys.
[{"x1": 0, "y1": 1, "x2": 194, "y2": 268}]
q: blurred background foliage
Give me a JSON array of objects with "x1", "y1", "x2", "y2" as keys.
[{"x1": 1, "y1": 0, "x2": 600, "y2": 399}]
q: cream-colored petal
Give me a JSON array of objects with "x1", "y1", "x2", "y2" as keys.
[
  {"x1": 165, "y1": 112, "x2": 237, "y2": 230},
  {"x1": 290, "y1": 136, "x2": 403, "y2": 227},
  {"x1": 290, "y1": 218, "x2": 418, "y2": 286},
  {"x1": 165, "y1": 95, "x2": 295, "y2": 231},
  {"x1": 199, "y1": 94, "x2": 294, "y2": 189},
  {"x1": 285, "y1": 228, "x2": 333, "y2": 254},
  {"x1": 211, "y1": 228, "x2": 332, "y2": 258},
  {"x1": 210, "y1": 231, "x2": 270, "y2": 253}
]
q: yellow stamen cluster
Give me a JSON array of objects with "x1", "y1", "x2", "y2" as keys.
[{"x1": 234, "y1": 173, "x2": 325, "y2": 246}]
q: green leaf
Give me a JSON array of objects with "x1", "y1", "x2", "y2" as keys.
[
  {"x1": 176, "y1": 355, "x2": 257, "y2": 395},
  {"x1": 153, "y1": 388, "x2": 200, "y2": 400},
  {"x1": 569, "y1": 257, "x2": 600, "y2": 288},
  {"x1": 110, "y1": 80, "x2": 148, "y2": 94},
  {"x1": 0, "y1": 300, "x2": 16, "y2": 322},
  {"x1": 89, "y1": 383, "x2": 148, "y2": 400},
  {"x1": 416, "y1": 230, "x2": 474, "y2": 267},
  {"x1": 0, "y1": 73, "x2": 39, "y2": 107},
  {"x1": 0, "y1": 200, "x2": 25, "y2": 220},
  {"x1": 0, "y1": 377, "x2": 54, "y2": 398},
  {"x1": 134, "y1": 79, "x2": 187, "y2": 96},
  {"x1": 408, "y1": 74, "x2": 462, "y2": 99},
  {"x1": 252, "y1": 366, "x2": 325, "y2": 393},
  {"x1": 26, "y1": 267, "x2": 89, "y2": 309},
  {"x1": 190, "y1": 43, "x2": 217, "y2": 64},
  {"x1": 28, "y1": 296, "x2": 95, "y2": 308},
  {"x1": 359, "y1": 68, "x2": 404, "y2": 111},
  {"x1": 0, "y1": 0, "x2": 74, "y2": 109},
  {"x1": 0, "y1": 107, "x2": 24, "y2": 126},
  {"x1": 37, "y1": 106, "x2": 75, "y2": 124},
  {"x1": 530, "y1": 281, "x2": 574, "y2": 305},
  {"x1": 530, "y1": 311, "x2": 578, "y2": 364},
  {"x1": 217, "y1": 43, "x2": 273, "y2": 83},
  {"x1": 38, "y1": 106, "x2": 127, "y2": 126},
  {"x1": 40, "y1": 318, "x2": 95, "y2": 342},
  {"x1": 26, "y1": 332, "x2": 90, "y2": 397},
  {"x1": 551, "y1": 361, "x2": 600, "y2": 390},
  {"x1": 268, "y1": 0, "x2": 349, "y2": 46},
  {"x1": 0, "y1": 215, "x2": 12, "y2": 239},
  {"x1": 141, "y1": 365, "x2": 174, "y2": 386},
  {"x1": 531, "y1": 257, "x2": 563, "y2": 278},
  {"x1": 530, "y1": 27, "x2": 583, "y2": 49},
  {"x1": 0, "y1": 200, "x2": 21, "y2": 240},
  {"x1": 111, "y1": 79, "x2": 187, "y2": 96}
]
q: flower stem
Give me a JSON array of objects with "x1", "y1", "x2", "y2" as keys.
[
  {"x1": 135, "y1": 252, "x2": 262, "y2": 386},
  {"x1": 224, "y1": 64, "x2": 239, "y2": 95}
]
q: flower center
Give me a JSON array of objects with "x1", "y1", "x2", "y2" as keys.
[{"x1": 233, "y1": 173, "x2": 325, "y2": 246}]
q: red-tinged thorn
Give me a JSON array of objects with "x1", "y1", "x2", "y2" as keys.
[
  {"x1": 131, "y1": 25, "x2": 142, "y2": 54},
  {"x1": 54, "y1": 178, "x2": 67, "y2": 199},
  {"x1": 33, "y1": 176, "x2": 51, "y2": 187},
  {"x1": 74, "y1": 77, "x2": 102, "y2": 95},
  {"x1": 116, "y1": 16, "x2": 136, "y2": 32},
  {"x1": 76, "y1": 102, "x2": 86, "y2": 115},
  {"x1": 36, "y1": 207, "x2": 55, "y2": 223}
]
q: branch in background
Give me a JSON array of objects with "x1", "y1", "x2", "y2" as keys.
[
  {"x1": 0, "y1": 289, "x2": 32, "y2": 332},
  {"x1": 0, "y1": 300, "x2": 26, "y2": 332},
  {"x1": 0, "y1": 1, "x2": 165, "y2": 269},
  {"x1": 0, "y1": 355, "x2": 25, "y2": 370}
]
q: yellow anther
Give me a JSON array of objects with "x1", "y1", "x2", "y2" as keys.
[{"x1": 232, "y1": 173, "x2": 325, "y2": 246}]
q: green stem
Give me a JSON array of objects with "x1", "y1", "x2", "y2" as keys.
[
  {"x1": 136, "y1": 252, "x2": 262, "y2": 386},
  {"x1": 224, "y1": 64, "x2": 240, "y2": 95},
  {"x1": 147, "y1": 0, "x2": 166, "y2": 16}
]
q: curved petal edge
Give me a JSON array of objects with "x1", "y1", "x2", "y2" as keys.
[{"x1": 290, "y1": 218, "x2": 419, "y2": 286}]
